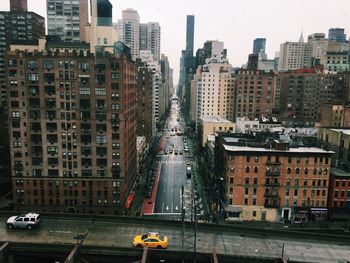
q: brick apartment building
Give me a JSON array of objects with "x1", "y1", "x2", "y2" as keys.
[
  {"x1": 217, "y1": 139, "x2": 333, "y2": 222},
  {"x1": 136, "y1": 60, "x2": 153, "y2": 143},
  {"x1": 5, "y1": 44, "x2": 137, "y2": 214},
  {"x1": 235, "y1": 69, "x2": 275, "y2": 120},
  {"x1": 275, "y1": 69, "x2": 344, "y2": 125}
]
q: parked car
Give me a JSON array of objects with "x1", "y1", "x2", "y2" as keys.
[{"x1": 7, "y1": 213, "x2": 41, "y2": 230}]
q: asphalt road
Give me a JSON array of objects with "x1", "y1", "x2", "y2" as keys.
[
  {"x1": 1, "y1": 216, "x2": 349, "y2": 263},
  {"x1": 154, "y1": 101, "x2": 191, "y2": 219}
]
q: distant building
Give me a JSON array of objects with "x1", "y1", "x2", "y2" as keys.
[
  {"x1": 275, "y1": 69, "x2": 344, "y2": 125},
  {"x1": 235, "y1": 69, "x2": 275, "y2": 120},
  {"x1": 10, "y1": 0, "x2": 27, "y2": 12},
  {"x1": 307, "y1": 33, "x2": 328, "y2": 67},
  {"x1": 236, "y1": 116, "x2": 281, "y2": 134},
  {"x1": 199, "y1": 116, "x2": 235, "y2": 147},
  {"x1": 328, "y1": 28, "x2": 347, "y2": 43},
  {"x1": 186, "y1": 15, "x2": 195, "y2": 57},
  {"x1": 136, "y1": 60, "x2": 153, "y2": 142},
  {"x1": 179, "y1": 15, "x2": 196, "y2": 121},
  {"x1": 85, "y1": 0, "x2": 118, "y2": 54},
  {"x1": 216, "y1": 137, "x2": 333, "y2": 222},
  {"x1": 247, "y1": 54, "x2": 259, "y2": 70},
  {"x1": 278, "y1": 34, "x2": 310, "y2": 71},
  {"x1": 0, "y1": 1, "x2": 45, "y2": 184},
  {"x1": 328, "y1": 168, "x2": 350, "y2": 213},
  {"x1": 253, "y1": 38, "x2": 266, "y2": 55},
  {"x1": 318, "y1": 128, "x2": 350, "y2": 170},
  {"x1": 117, "y1": 9, "x2": 140, "y2": 61},
  {"x1": 139, "y1": 22, "x2": 161, "y2": 62},
  {"x1": 160, "y1": 54, "x2": 171, "y2": 118},
  {"x1": 195, "y1": 41, "x2": 235, "y2": 128},
  {"x1": 47, "y1": 0, "x2": 88, "y2": 42},
  {"x1": 139, "y1": 50, "x2": 162, "y2": 136},
  {"x1": 5, "y1": 42, "x2": 137, "y2": 214},
  {"x1": 320, "y1": 101, "x2": 350, "y2": 127}
]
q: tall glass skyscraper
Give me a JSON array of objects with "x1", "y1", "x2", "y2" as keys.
[
  {"x1": 328, "y1": 28, "x2": 346, "y2": 42},
  {"x1": 186, "y1": 15, "x2": 195, "y2": 57},
  {"x1": 253, "y1": 38, "x2": 266, "y2": 54},
  {"x1": 96, "y1": 0, "x2": 112, "y2": 26}
]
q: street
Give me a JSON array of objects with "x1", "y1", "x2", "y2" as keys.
[{"x1": 147, "y1": 97, "x2": 208, "y2": 221}]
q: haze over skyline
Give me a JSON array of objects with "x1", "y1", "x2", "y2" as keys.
[{"x1": 1, "y1": 0, "x2": 350, "y2": 83}]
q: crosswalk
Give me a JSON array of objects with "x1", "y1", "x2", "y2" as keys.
[{"x1": 160, "y1": 160, "x2": 186, "y2": 165}]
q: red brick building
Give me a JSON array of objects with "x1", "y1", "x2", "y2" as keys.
[
  {"x1": 329, "y1": 168, "x2": 350, "y2": 210},
  {"x1": 6, "y1": 43, "x2": 137, "y2": 214},
  {"x1": 218, "y1": 140, "x2": 333, "y2": 222}
]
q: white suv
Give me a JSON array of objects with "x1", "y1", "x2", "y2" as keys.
[{"x1": 7, "y1": 213, "x2": 41, "y2": 229}]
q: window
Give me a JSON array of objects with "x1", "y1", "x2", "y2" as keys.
[
  {"x1": 246, "y1": 167, "x2": 250, "y2": 173},
  {"x1": 254, "y1": 167, "x2": 258, "y2": 173},
  {"x1": 28, "y1": 73, "x2": 39, "y2": 81},
  {"x1": 245, "y1": 177, "x2": 249, "y2": 184}
]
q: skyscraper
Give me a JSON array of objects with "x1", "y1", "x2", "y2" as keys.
[
  {"x1": 278, "y1": 34, "x2": 310, "y2": 71},
  {"x1": 10, "y1": 0, "x2": 27, "y2": 12},
  {"x1": 253, "y1": 38, "x2": 266, "y2": 55},
  {"x1": 194, "y1": 41, "x2": 235, "y2": 127},
  {"x1": 186, "y1": 15, "x2": 195, "y2": 57},
  {"x1": 47, "y1": 0, "x2": 88, "y2": 42},
  {"x1": 179, "y1": 15, "x2": 196, "y2": 120},
  {"x1": 328, "y1": 28, "x2": 346, "y2": 42},
  {"x1": 117, "y1": 9, "x2": 140, "y2": 61}
]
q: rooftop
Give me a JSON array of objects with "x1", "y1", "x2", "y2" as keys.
[
  {"x1": 200, "y1": 115, "x2": 233, "y2": 124},
  {"x1": 223, "y1": 145, "x2": 334, "y2": 154},
  {"x1": 331, "y1": 167, "x2": 350, "y2": 177},
  {"x1": 330, "y1": 129, "x2": 350, "y2": 136}
]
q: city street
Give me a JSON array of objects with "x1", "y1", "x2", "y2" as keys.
[{"x1": 145, "y1": 98, "x2": 209, "y2": 220}]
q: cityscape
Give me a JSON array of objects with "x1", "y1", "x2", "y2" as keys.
[{"x1": 0, "y1": 0, "x2": 349, "y2": 262}]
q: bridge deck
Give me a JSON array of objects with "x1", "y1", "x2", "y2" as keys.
[{"x1": 0, "y1": 215, "x2": 349, "y2": 263}]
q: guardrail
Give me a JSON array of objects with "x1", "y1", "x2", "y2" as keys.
[{"x1": 0, "y1": 211, "x2": 349, "y2": 244}]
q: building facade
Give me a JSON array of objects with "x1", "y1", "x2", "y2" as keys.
[
  {"x1": 136, "y1": 60, "x2": 153, "y2": 142},
  {"x1": 218, "y1": 140, "x2": 333, "y2": 222},
  {"x1": 320, "y1": 101, "x2": 350, "y2": 128},
  {"x1": 47, "y1": 0, "x2": 89, "y2": 42},
  {"x1": 275, "y1": 69, "x2": 344, "y2": 125},
  {"x1": 10, "y1": 0, "x2": 28, "y2": 12},
  {"x1": 195, "y1": 41, "x2": 235, "y2": 128},
  {"x1": 117, "y1": 9, "x2": 140, "y2": 61},
  {"x1": 278, "y1": 36, "x2": 310, "y2": 71},
  {"x1": 235, "y1": 69, "x2": 275, "y2": 120},
  {"x1": 5, "y1": 44, "x2": 137, "y2": 214}
]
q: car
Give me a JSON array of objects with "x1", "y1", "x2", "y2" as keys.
[
  {"x1": 7, "y1": 213, "x2": 41, "y2": 230},
  {"x1": 133, "y1": 232, "x2": 168, "y2": 249}
]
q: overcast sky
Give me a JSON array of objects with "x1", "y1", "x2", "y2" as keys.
[{"x1": 1, "y1": 0, "x2": 350, "y2": 84}]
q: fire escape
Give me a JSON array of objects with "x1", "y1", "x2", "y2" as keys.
[{"x1": 264, "y1": 160, "x2": 281, "y2": 208}]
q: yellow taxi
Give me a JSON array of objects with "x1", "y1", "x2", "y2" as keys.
[{"x1": 132, "y1": 232, "x2": 168, "y2": 249}]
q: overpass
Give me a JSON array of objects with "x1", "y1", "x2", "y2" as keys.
[{"x1": 0, "y1": 212, "x2": 349, "y2": 263}]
